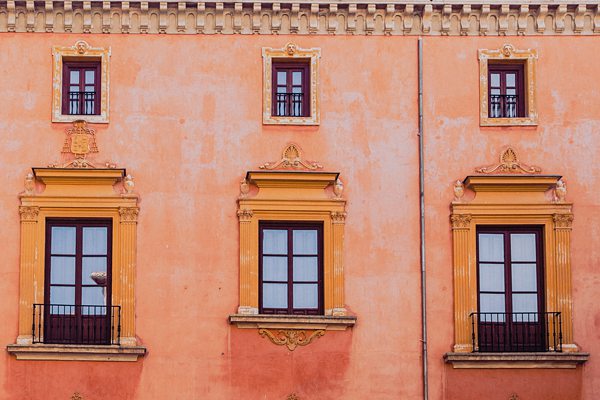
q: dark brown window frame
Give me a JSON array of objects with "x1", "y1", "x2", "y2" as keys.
[
  {"x1": 61, "y1": 60, "x2": 101, "y2": 116},
  {"x1": 475, "y1": 225, "x2": 546, "y2": 351},
  {"x1": 271, "y1": 60, "x2": 310, "y2": 118},
  {"x1": 43, "y1": 218, "x2": 113, "y2": 344},
  {"x1": 259, "y1": 221, "x2": 324, "y2": 315},
  {"x1": 488, "y1": 63, "x2": 526, "y2": 118}
]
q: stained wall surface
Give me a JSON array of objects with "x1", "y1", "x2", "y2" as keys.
[{"x1": 0, "y1": 32, "x2": 598, "y2": 400}]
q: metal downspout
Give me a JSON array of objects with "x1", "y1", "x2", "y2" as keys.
[{"x1": 418, "y1": 37, "x2": 429, "y2": 400}]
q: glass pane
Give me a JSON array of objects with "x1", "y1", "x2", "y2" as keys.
[
  {"x1": 82, "y1": 257, "x2": 108, "y2": 285},
  {"x1": 479, "y1": 263, "x2": 505, "y2": 292},
  {"x1": 50, "y1": 286, "x2": 75, "y2": 306},
  {"x1": 50, "y1": 256, "x2": 76, "y2": 284},
  {"x1": 51, "y1": 227, "x2": 76, "y2": 254},
  {"x1": 511, "y1": 234, "x2": 536, "y2": 261},
  {"x1": 85, "y1": 85, "x2": 95, "y2": 92},
  {"x1": 293, "y1": 230, "x2": 317, "y2": 255},
  {"x1": 512, "y1": 293, "x2": 538, "y2": 316},
  {"x1": 263, "y1": 283, "x2": 287, "y2": 309},
  {"x1": 85, "y1": 70, "x2": 95, "y2": 84},
  {"x1": 69, "y1": 85, "x2": 79, "y2": 92},
  {"x1": 490, "y1": 73, "x2": 500, "y2": 87},
  {"x1": 277, "y1": 86, "x2": 287, "y2": 94},
  {"x1": 293, "y1": 257, "x2": 318, "y2": 282},
  {"x1": 82, "y1": 287, "x2": 106, "y2": 307},
  {"x1": 506, "y1": 73, "x2": 516, "y2": 87},
  {"x1": 292, "y1": 71, "x2": 302, "y2": 85},
  {"x1": 263, "y1": 256, "x2": 287, "y2": 281},
  {"x1": 490, "y1": 88, "x2": 501, "y2": 95},
  {"x1": 69, "y1": 70, "x2": 80, "y2": 84},
  {"x1": 83, "y1": 227, "x2": 108, "y2": 255},
  {"x1": 293, "y1": 284, "x2": 318, "y2": 308},
  {"x1": 480, "y1": 293, "x2": 506, "y2": 314},
  {"x1": 478, "y1": 234, "x2": 504, "y2": 262},
  {"x1": 506, "y1": 88, "x2": 516, "y2": 95},
  {"x1": 263, "y1": 230, "x2": 287, "y2": 254},
  {"x1": 292, "y1": 86, "x2": 302, "y2": 94},
  {"x1": 511, "y1": 263, "x2": 537, "y2": 291},
  {"x1": 276, "y1": 71, "x2": 286, "y2": 85}
]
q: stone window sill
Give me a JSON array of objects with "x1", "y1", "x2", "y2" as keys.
[
  {"x1": 480, "y1": 117, "x2": 538, "y2": 127},
  {"x1": 6, "y1": 343, "x2": 147, "y2": 362},
  {"x1": 444, "y1": 352, "x2": 589, "y2": 369},
  {"x1": 228, "y1": 314, "x2": 356, "y2": 331}
]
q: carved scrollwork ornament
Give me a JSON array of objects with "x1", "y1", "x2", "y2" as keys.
[
  {"x1": 258, "y1": 328, "x2": 325, "y2": 351},
  {"x1": 553, "y1": 213, "x2": 573, "y2": 229},
  {"x1": 453, "y1": 180, "x2": 465, "y2": 202},
  {"x1": 118, "y1": 207, "x2": 139, "y2": 223},
  {"x1": 451, "y1": 214, "x2": 471, "y2": 229},
  {"x1": 123, "y1": 175, "x2": 135, "y2": 194},
  {"x1": 19, "y1": 206, "x2": 40, "y2": 222},
  {"x1": 239, "y1": 179, "x2": 250, "y2": 198},
  {"x1": 554, "y1": 179, "x2": 567, "y2": 203},
  {"x1": 331, "y1": 211, "x2": 347, "y2": 224},
  {"x1": 333, "y1": 178, "x2": 344, "y2": 199},
  {"x1": 259, "y1": 143, "x2": 323, "y2": 171},
  {"x1": 237, "y1": 209, "x2": 253, "y2": 221},
  {"x1": 24, "y1": 172, "x2": 35, "y2": 195},
  {"x1": 475, "y1": 147, "x2": 541, "y2": 175}
]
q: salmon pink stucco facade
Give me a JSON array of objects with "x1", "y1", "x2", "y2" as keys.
[{"x1": 0, "y1": 1, "x2": 599, "y2": 399}]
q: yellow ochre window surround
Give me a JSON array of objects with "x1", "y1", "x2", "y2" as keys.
[
  {"x1": 479, "y1": 44, "x2": 537, "y2": 127},
  {"x1": 52, "y1": 40, "x2": 110, "y2": 124}
]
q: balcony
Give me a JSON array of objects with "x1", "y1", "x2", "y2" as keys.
[
  {"x1": 274, "y1": 92, "x2": 305, "y2": 117},
  {"x1": 32, "y1": 303, "x2": 121, "y2": 345},
  {"x1": 68, "y1": 91, "x2": 97, "y2": 115},
  {"x1": 489, "y1": 94, "x2": 519, "y2": 118}
]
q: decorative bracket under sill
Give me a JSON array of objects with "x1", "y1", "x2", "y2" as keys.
[
  {"x1": 6, "y1": 344, "x2": 147, "y2": 362},
  {"x1": 228, "y1": 314, "x2": 357, "y2": 331},
  {"x1": 443, "y1": 352, "x2": 589, "y2": 369}
]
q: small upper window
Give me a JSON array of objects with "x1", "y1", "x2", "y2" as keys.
[
  {"x1": 62, "y1": 61, "x2": 101, "y2": 116},
  {"x1": 259, "y1": 222, "x2": 323, "y2": 315},
  {"x1": 272, "y1": 61, "x2": 310, "y2": 118},
  {"x1": 488, "y1": 64, "x2": 525, "y2": 119}
]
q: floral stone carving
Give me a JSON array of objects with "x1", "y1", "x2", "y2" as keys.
[
  {"x1": 258, "y1": 329, "x2": 325, "y2": 351},
  {"x1": 475, "y1": 147, "x2": 541, "y2": 175},
  {"x1": 259, "y1": 144, "x2": 323, "y2": 171}
]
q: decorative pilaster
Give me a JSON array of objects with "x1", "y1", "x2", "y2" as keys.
[
  {"x1": 18, "y1": 206, "x2": 39, "y2": 344},
  {"x1": 331, "y1": 211, "x2": 347, "y2": 316},
  {"x1": 451, "y1": 213, "x2": 473, "y2": 352},
  {"x1": 553, "y1": 213, "x2": 575, "y2": 350},
  {"x1": 237, "y1": 209, "x2": 257, "y2": 314},
  {"x1": 117, "y1": 206, "x2": 139, "y2": 345}
]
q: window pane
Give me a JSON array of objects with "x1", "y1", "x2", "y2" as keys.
[
  {"x1": 276, "y1": 71, "x2": 286, "y2": 85},
  {"x1": 51, "y1": 227, "x2": 76, "y2": 254},
  {"x1": 479, "y1": 263, "x2": 505, "y2": 292},
  {"x1": 263, "y1": 283, "x2": 287, "y2": 309},
  {"x1": 490, "y1": 88, "x2": 501, "y2": 95},
  {"x1": 480, "y1": 293, "x2": 506, "y2": 314},
  {"x1": 85, "y1": 85, "x2": 95, "y2": 92},
  {"x1": 263, "y1": 230, "x2": 287, "y2": 254},
  {"x1": 293, "y1": 284, "x2": 318, "y2": 308},
  {"x1": 82, "y1": 257, "x2": 108, "y2": 285},
  {"x1": 292, "y1": 71, "x2": 302, "y2": 85},
  {"x1": 490, "y1": 73, "x2": 500, "y2": 87},
  {"x1": 292, "y1": 86, "x2": 302, "y2": 94},
  {"x1": 506, "y1": 73, "x2": 516, "y2": 87},
  {"x1": 85, "y1": 70, "x2": 95, "y2": 84},
  {"x1": 277, "y1": 86, "x2": 287, "y2": 94},
  {"x1": 293, "y1": 257, "x2": 318, "y2": 282},
  {"x1": 69, "y1": 85, "x2": 79, "y2": 92},
  {"x1": 50, "y1": 286, "x2": 75, "y2": 306},
  {"x1": 50, "y1": 256, "x2": 76, "y2": 284},
  {"x1": 506, "y1": 88, "x2": 516, "y2": 96},
  {"x1": 511, "y1": 263, "x2": 537, "y2": 291},
  {"x1": 293, "y1": 230, "x2": 317, "y2": 255},
  {"x1": 69, "y1": 70, "x2": 80, "y2": 84},
  {"x1": 510, "y1": 234, "x2": 536, "y2": 262},
  {"x1": 83, "y1": 227, "x2": 108, "y2": 255},
  {"x1": 478, "y1": 234, "x2": 504, "y2": 262},
  {"x1": 512, "y1": 293, "x2": 538, "y2": 316},
  {"x1": 82, "y1": 287, "x2": 106, "y2": 308},
  {"x1": 263, "y1": 256, "x2": 287, "y2": 281}
]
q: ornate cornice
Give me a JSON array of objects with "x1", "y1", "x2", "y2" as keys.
[
  {"x1": 258, "y1": 328, "x2": 325, "y2": 351},
  {"x1": 19, "y1": 206, "x2": 39, "y2": 222},
  {"x1": 1, "y1": 2, "x2": 598, "y2": 36}
]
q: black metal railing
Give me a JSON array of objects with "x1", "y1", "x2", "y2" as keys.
[
  {"x1": 470, "y1": 312, "x2": 562, "y2": 352},
  {"x1": 274, "y1": 92, "x2": 304, "y2": 117},
  {"x1": 68, "y1": 91, "x2": 97, "y2": 115},
  {"x1": 490, "y1": 94, "x2": 519, "y2": 118},
  {"x1": 32, "y1": 304, "x2": 121, "y2": 345}
]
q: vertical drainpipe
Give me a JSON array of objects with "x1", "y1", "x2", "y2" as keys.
[{"x1": 418, "y1": 37, "x2": 429, "y2": 400}]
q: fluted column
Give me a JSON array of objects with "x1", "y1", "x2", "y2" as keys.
[
  {"x1": 18, "y1": 206, "x2": 39, "y2": 344},
  {"x1": 451, "y1": 213, "x2": 473, "y2": 352},
  {"x1": 118, "y1": 206, "x2": 138, "y2": 346},
  {"x1": 553, "y1": 213, "x2": 575, "y2": 351},
  {"x1": 331, "y1": 211, "x2": 347, "y2": 316},
  {"x1": 237, "y1": 209, "x2": 257, "y2": 314}
]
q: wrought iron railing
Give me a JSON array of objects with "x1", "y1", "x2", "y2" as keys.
[
  {"x1": 32, "y1": 304, "x2": 121, "y2": 345},
  {"x1": 274, "y1": 92, "x2": 304, "y2": 117},
  {"x1": 490, "y1": 94, "x2": 519, "y2": 118},
  {"x1": 470, "y1": 312, "x2": 562, "y2": 352},
  {"x1": 68, "y1": 91, "x2": 97, "y2": 115}
]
